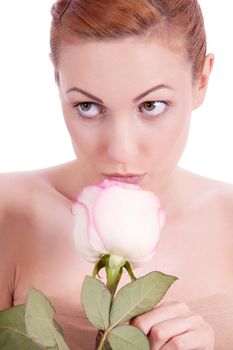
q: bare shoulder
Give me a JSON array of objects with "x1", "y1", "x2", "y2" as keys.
[
  {"x1": 0, "y1": 171, "x2": 44, "y2": 309},
  {"x1": 179, "y1": 166, "x2": 232, "y2": 195},
  {"x1": 196, "y1": 172, "x2": 233, "y2": 210},
  {"x1": 210, "y1": 177, "x2": 233, "y2": 230},
  {"x1": 0, "y1": 165, "x2": 71, "y2": 310},
  {"x1": 0, "y1": 161, "x2": 75, "y2": 232},
  {"x1": 216, "y1": 178, "x2": 233, "y2": 207},
  {"x1": 0, "y1": 167, "x2": 66, "y2": 258},
  {"x1": 180, "y1": 167, "x2": 233, "y2": 225},
  {"x1": 213, "y1": 177, "x2": 233, "y2": 226},
  {"x1": 0, "y1": 169, "x2": 50, "y2": 248},
  {"x1": 0, "y1": 169, "x2": 49, "y2": 216}
]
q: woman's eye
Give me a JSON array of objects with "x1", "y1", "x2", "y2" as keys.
[
  {"x1": 139, "y1": 101, "x2": 167, "y2": 117},
  {"x1": 73, "y1": 102, "x2": 104, "y2": 119}
]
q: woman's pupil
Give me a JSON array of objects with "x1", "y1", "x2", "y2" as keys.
[
  {"x1": 82, "y1": 103, "x2": 91, "y2": 111},
  {"x1": 144, "y1": 101, "x2": 155, "y2": 111}
]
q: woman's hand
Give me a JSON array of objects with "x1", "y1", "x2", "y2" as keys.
[{"x1": 130, "y1": 301, "x2": 215, "y2": 349}]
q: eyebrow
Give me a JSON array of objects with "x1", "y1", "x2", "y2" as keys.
[{"x1": 66, "y1": 84, "x2": 174, "y2": 104}]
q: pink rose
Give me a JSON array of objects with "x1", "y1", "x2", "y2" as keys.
[{"x1": 72, "y1": 180, "x2": 165, "y2": 267}]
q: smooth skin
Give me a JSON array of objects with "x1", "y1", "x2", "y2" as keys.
[{"x1": 1, "y1": 36, "x2": 233, "y2": 349}]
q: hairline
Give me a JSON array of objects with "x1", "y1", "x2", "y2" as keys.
[{"x1": 52, "y1": 27, "x2": 200, "y2": 87}]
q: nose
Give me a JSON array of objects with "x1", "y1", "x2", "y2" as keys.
[{"x1": 107, "y1": 118, "x2": 139, "y2": 163}]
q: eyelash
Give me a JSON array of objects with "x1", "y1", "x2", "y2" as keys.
[
  {"x1": 72, "y1": 102, "x2": 106, "y2": 120},
  {"x1": 72, "y1": 100, "x2": 171, "y2": 120}
]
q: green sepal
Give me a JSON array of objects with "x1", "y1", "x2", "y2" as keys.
[
  {"x1": 106, "y1": 265, "x2": 123, "y2": 297},
  {"x1": 92, "y1": 254, "x2": 110, "y2": 278},
  {"x1": 123, "y1": 261, "x2": 137, "y2": 281}
]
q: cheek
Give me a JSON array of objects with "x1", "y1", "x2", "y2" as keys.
[
  {"x1": 65, "y1": 121, "x2": 101, "y2": 158},
  {"x1": 61, "y1": 104, "x2": 97, "y2": 155},
  {"x1": 61, "y1": 103, "x2": 75, "y2": 136},
  {"x1": 148, "y1": 105, "x2": 192, "y2": 162},
  {"x1": 71, "y1": 128, "x2": 98, "y2": 157}
]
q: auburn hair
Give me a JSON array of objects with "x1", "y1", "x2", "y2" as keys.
[{"x1": 50, "y1": 0, "x2": 206, "y2": 82}]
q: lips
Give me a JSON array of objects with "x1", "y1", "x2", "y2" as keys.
[{"x1": 103, "y1": 173, "x2": 145, "y2": 184}]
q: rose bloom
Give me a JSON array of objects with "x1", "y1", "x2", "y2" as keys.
[{"x1": 72, "y1": 180, "x2": 165, "y2": 268}]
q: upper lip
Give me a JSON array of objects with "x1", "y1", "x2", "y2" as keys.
[{"x1": 103, "y1": 173, "x2": 145, "y2": 177}]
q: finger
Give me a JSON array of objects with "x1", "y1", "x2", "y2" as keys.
[
  {"x1": 148, "y1": 313, "x2": 205, "y2": 350},
  {"x1": 130, "y1": 301, "x2": 192, "y2": 335},
  {"x1": 160, "y1": 325, "x2": 215, "y2": 350}
]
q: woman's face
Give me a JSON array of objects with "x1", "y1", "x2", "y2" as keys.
[{"x1": 57, "y1": 36, "x2": 200, "y2": 193}]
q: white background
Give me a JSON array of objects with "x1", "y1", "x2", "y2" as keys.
[{"x1": 0, "y1": 1, "x2": 232, "y2": 183}]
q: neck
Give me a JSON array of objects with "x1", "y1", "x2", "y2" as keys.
[{"x1": 52, "y1": 159, "x2": 192, "y2": 220}]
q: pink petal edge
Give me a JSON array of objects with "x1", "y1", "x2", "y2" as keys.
[
  {"x1": 73, "y1": 202, "x2": 100, "y2": 261},
  {"x1": 158, "y1": 208, "x2": 166, "y2": 229},
  {"x1": 92, "y1": 187, "x2": 110, "y2": 251},
  {"x1": 76, "y1": 184, "x2": 103, "y2": 201}
]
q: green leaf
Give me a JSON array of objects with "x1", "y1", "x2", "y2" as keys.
[
  {"x1": 0, "y1": 304, "x2": 44, "y2": 349},
  {"x1": 110, "y1": 271, "x2": 177, "y2": 325},
  {"x1": 81, "y1": 276, "x2": 112, "y2": 330},
  {"x1": 54, "y1": 319, "x2": 65, "y2": 336},
  {"x1": 96, "y1": 330, "x2": 113, "y2": 350},
  {"x1": 54, "y1": 331, "x2": 70, "y2": 349},
  {"x1": 108, "y1": 325, "x2": 149, "y2": 350},
  {"x1": 25, "y1": 287, "x2": 69, "y2": 349}
]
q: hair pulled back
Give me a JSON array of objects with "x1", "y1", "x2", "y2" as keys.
[{"x1": 50, "y1": 0, "x2": 206, "y2": 82}]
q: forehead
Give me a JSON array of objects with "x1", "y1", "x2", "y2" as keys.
[{"x1": 58, "y1": 36, "x2": 192, "y2": 97}]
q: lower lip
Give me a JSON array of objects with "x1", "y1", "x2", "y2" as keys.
[{"x1": 104, "y1": 175, "x2": 145, "y2": 184}]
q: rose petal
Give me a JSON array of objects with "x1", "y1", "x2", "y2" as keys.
[
  {"x1": 93, "y1": 185, "x2": 160, "y2": 262},
  {"x1": 158, "y1": 209, "x2": 166, "y2": 229},
  {"x1": 73, "y1": 202, "x2": 100, "y2": 262},
  {"x1": 129, "y1": 249, "x2": 156, "y2": 268},
  {"x1": 88, "y1": 224, "x2": 107, "y2": 256},
  {"x1": 78, "y1": 185, "x2": 102, "y2": 206},
  {"x1": 74, "y1": 185, "x2": 109, "y2": 259}
]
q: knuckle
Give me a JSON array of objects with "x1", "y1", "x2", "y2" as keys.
[
  {"x1": 171, "y1": 301, "x2": 190, "y2": 314},
  {"x1": 169, "y1": 337, "x2": 186, "y2": 350},
  {"x1": 204, "y1": 322, "x2": 215, "y2": 339},
  {"x1": 190, "y1": 312, "x2": 203, "y2": 324},
  {"x1": 178, "y1": 301, "x2": 190, "y2": 313},
  {"x1": 149, "y1": 325, "x2": 167, "y2": 341},
  {"x1": 130, "y1": 316, "x2": 144, "y2": 330}
]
